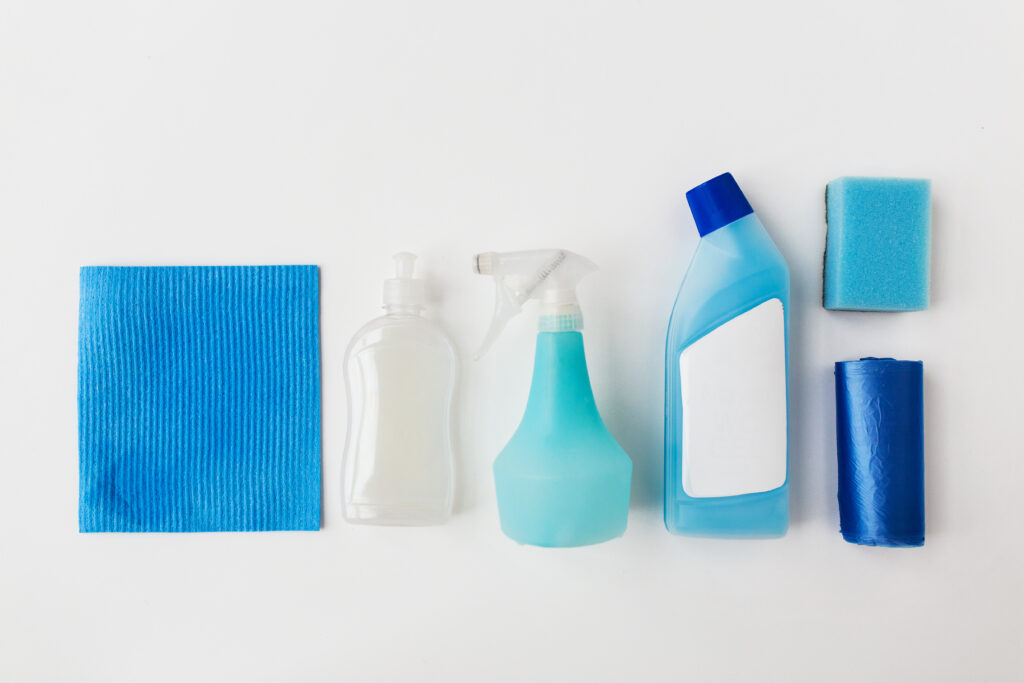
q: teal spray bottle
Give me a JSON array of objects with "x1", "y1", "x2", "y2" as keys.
[{"x1": 473, "y1": 250, "x2": 632, "y2": 547}]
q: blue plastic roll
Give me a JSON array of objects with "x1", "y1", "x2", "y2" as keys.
[{"x1": 835, "y1": 358, "x2": 924, "y2": 547}]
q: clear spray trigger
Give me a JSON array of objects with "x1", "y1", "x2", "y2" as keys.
[
  {"x1": 472, "y1": 249, "x2": 596, "y2": 360},
  {"x1": 474, "y1": 278, "x2": 521, "y2": 360}
]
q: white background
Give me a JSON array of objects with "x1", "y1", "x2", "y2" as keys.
[{"x1": 1, "y1": 1, "x2": 1022, "y2": 681}]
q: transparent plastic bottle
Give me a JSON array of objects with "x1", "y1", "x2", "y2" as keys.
[
  {"x1": 664, "y1": 173, "x2": 790, "y2": 538},
  {"x1": 342, "y1": 253, "x2": 457, "y2": 525}
]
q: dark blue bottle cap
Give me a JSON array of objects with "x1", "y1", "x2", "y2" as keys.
[{"x1": 685, "y1": 172, "x2": 754, "y2": 237}]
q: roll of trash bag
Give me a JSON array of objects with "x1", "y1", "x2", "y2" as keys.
[{"x1": 834, "y1": 358, "x2": 924, "y2": 547}]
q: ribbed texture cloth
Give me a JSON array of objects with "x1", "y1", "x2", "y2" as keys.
[{"x1": 78, "y1": 266, "x2": 321, "y2": 532}]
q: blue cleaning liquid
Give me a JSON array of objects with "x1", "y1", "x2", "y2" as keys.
[
  {"x1": 495, "y1": 331, "x2": 632, "y2": 547},
  {"x1": 664, "y1": 173, "x2": 790, "y2": 538}
]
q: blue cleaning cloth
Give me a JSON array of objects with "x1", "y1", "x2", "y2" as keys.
[
  {"x1": 78, "y1": 266, "x2": 321, "y2": 532},
  {"x1": 824, "y1": 177, "x2": 931, "y2": 311}
]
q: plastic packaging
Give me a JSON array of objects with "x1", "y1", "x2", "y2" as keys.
[
  {"x1": 664, "y1": 173, "x2": 790, "y2": 538},
  {"x1": 474, "y1": 250, "x2": 632, "y2": 547},
  {"x1": 835, "y1": 358, "x2": 925, "y2": 547},
  {"x1": 342, "y1": 253, "x2": 457, "y2": 525}
]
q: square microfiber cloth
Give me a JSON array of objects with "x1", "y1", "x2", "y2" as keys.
[
  {"x1": 78, "y1": 266, "x2": 321, "y2": 532},
  {"x1": 824, "y1": 177, "x2": 931, "y2": 311}
]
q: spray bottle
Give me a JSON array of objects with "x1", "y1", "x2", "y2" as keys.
[{"x1": 474, "y1": 249, "x2": 632, "y2": 547}]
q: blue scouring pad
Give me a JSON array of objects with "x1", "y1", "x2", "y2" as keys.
[
  {"x1": 78, "y1": 266, "x2": 321, "y2": 532},
  {"x1": 824, "y1": 177, "x2": 931, "y2": 311}
]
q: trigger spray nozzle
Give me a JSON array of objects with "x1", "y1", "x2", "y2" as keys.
[{"x1": 472, "y1": 249, "x2": 596, "y2": 359}]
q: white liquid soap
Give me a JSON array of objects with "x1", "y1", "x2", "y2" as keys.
[{"x1": 342, "y1": 253, "x2": 457, "y2": 525}]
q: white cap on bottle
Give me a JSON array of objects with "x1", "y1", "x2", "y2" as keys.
[{"x1": 383, "y1": 252, "x2": 426, "y2": 310}]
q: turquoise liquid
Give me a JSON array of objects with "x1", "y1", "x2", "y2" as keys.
[{"x1": 494, "y1": 332, "x2": 632, "y2": 547}]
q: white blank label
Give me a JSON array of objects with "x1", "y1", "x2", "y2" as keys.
[{"x1": 680, "y1": 299, "x2": 787, "y2": 498}]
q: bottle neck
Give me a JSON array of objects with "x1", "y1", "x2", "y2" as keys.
[
  {"x1": 520, "y1": 331, "x2": 602, "y2": 431},
  {"x1": 537, "y1": 302, "x2": 584, "y2": 333},
  {"x1": 700, "y1": 212, "x2": 777, "y2": 259},
  {"x1": 383, "y1": 304, "x2": 423, "y2": 316}
]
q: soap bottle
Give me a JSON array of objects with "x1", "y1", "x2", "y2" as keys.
[
  {"x1": 474, "y1": 250, "x2": 632, "y2": 547},
  {"x1": 342, "y1": 253, "x2": 457, "y2": 525},
  {"x1": 664, "y1": 173, "x2": 790, "y2": 538}
]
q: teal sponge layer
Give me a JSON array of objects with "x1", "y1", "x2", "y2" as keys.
[{"x1": 824, "y1": 177, "x2": 931, "y2": 311}]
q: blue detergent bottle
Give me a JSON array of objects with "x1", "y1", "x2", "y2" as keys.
[
  {"x1": 474, "y1": 250, "x2": 632, "y2": 547},
  {"x1": 665, "y1": 173, "x2": 790, "y2": 538}
]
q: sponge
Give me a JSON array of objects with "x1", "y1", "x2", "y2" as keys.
[{"x1": 824, "y1": 177, "x2": 931, "y2": 311}]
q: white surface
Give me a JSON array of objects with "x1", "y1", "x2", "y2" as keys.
[
  {"x1": 1, "y1": 1, "x2": 1022, "y2": 681},
  {"x1": 681, "y1": 299, "x2": 787, "y2": 498}
]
